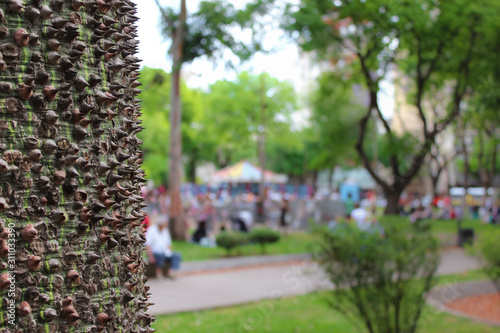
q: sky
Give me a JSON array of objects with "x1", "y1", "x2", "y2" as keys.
[
  {"x1": 133, "y1": 0, "x2": 303, "y2": 91},
  {"x1": 132, "y1": 0, "x2": 394, "y2": 118}
]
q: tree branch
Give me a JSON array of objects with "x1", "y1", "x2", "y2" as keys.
[
  {"x1": 355, "y1": 105, "x2": 391, "y2": 193},
  {"x1": 434, "y1": 29, "x2": 477, "y2": 135}
]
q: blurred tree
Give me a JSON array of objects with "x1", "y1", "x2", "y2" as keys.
[
  {"x1": 266, "y1": 126, "x2": 306, "y2": 180},
  {"x1": 155, "y1": 0, "x2": 275, "y2": 239},
  {"x1": 427, "y1": 143, "x2": 456, "y2": 198},
  {"x1": 138, "y1": 68, "x2": 171, "y2": 186},
  {"x1": 309, "y1": 72, "x2": 366, "y2": 171},
  {"x1": 138, "y1": 67, "x2": 213, "y2": 185},
  {"x1": 461, "y1": 75, "x2": 500, "y2": 197},
  {"x1": 205, "y1": 72, "x2": 297, "y2": 168},
  {"x1": 285, "y1": 0, "x2": 500, "y2": 214},
  {"x1": 316, "y1": 217, "x2": 439, "y2": 333}
]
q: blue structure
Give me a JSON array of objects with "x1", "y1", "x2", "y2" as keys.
[{"x1": 340, "y1": 184, "x2": 360, "y2": 203}]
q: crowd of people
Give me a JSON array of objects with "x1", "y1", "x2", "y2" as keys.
[
  {"x1": 141, "y1": 186, "x2": 293, "y2": 278},
  {"x1": 398, "y1": 192, "x2": 500, "y2": 224},
  {"x1": 140, "y1": 185, "x2": 499, "y2": 279}
]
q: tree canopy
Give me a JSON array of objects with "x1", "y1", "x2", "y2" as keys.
[
  {"x1": 138, "y1": 68, "x2": 298, "y2": 185},
  {"x1": 285, "y1": 0, "x2": 500, "y2": 213}
]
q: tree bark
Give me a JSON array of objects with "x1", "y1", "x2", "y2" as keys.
[
  {"x1": 169, "y1": 0, "x2": 187, "y2": 240},
  {"x1": 258, "y1": 74, "x2": 266, "y2": 203},
  {"x1": 461, "y1": 125, "x2": 469, "y2": 210},
  {"x1": 0, "y1": 2, "x2": 151, "y2": 331},
  {"x1": 384, "y1": 188, "x2": 404, "y2": 215},
  {"x1": 187, "y1": 153, "x2": 197, "y2": 184}
]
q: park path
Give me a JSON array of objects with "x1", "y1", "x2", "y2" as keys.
[{"x1": 147, "y1": 249, "x2": 480, "y2": 315}]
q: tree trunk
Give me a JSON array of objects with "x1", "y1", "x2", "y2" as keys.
[
  {"x1": 258, "y1": 74, "x2": 266, "y2": 203},
  {"x1": 430, "y1": 166, "x2": 443, "y2": 199},
  {"x1": 329, "y1": 166, "x2": 335, "y2": 192},
  {"x1": 169, "y1": 0, "x2": 187, "y2": 240},
  {"x1": 187, "y1": 154, "x2": 197, "y2": 184},
  {"x1": 384, "y1": 188, "x2": 403, "y2": 215},
  {"x1": 461, "y1": 124, "x2": 469, "y2": 216},
  {"x1": 431, "y1": 175, "x2": 439, "y2": 199},
  {"x1": 311, "y1": 169, "x2": 318, "y2": 191},
  {"x1": 0, "y1": 2, "x2": 152, "y2": 331}
]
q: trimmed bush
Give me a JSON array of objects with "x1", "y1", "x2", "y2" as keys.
[
  {"x1": 473, "y1": 229, "x2": 500, "y2": 290},
  {"x1": 216, "y1": 232, "x2": 246, "y2": 256},
  {"x1": 315, "y1": 216, "x2": 439, "y2": 333},
  {"x1": 249, "y1": 227, "x2": 281, "y2": 254}
]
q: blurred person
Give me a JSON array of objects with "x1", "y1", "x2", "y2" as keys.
[
  {"x1": 351, "y1": 203, "x2": 370, "y2": 231},
  {"x1": 279, "y1": 195, "x2": 290, "y2": 232},
  {"x1": 232, "y1": 209, "x2": 253, "y2": 232},
  {"x1": 145, "y1": 215, "x2": 182, "y2": 279},
  {"x1": 410, "y1": 205, "x2": 425, "y2": 223},
  {"x1": 190, "y1": 194, "x2": 209, "y2": 243},
  {"x1": 255, "y1": 195, "x2": 265, "y2": 223},
  {"x1": 344, "y1": 193, "x2": 354, "y2": 215}
]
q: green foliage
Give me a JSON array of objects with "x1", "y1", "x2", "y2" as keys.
[
  {"x1": 138, "y1": 67, "x2": 214, "y2": 185},
  {"x1": 138, "y1": 67, "x2": 171, "y2": 185},
  {"x1": 309, "y1": 72, "x2": 366, "y2": 170},
  {"x1": 249, "y1": 227, "x2": 281, "y2": 254},
  {"x1": 315, "y1": 217, "x2": 439, "y2": 333},
  {"x1": 473, "y1": 229, "x2": 500, "y2": 288},
  {"x1": 157, "y1": 0, "x2": 275, "y2": 65},
  {"x1": 174, "y1": 232, "x2": 316, "y2": 261},
  {"x1": 138, "y1": 67, "x2": 299, "y2": 184},
  {"x1": 205, "y1": 72, "x2": 297, "y2": 167},
  {"x1": 285, "y1": 0, "x2": 500, "y2": 213},
  {"x1": 265, "y1": 126, "x2": 307, "y2": 177},
  {"x1": 457, "y1": 75, "x2": 500, "y2": 181},
  {"x1": 369, "y1": 132, "x2": 420, "y2": 174},
  {"x1": 215, "y1": 232, "x2": 247, "y2": 255}
]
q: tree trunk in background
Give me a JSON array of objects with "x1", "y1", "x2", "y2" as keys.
[
  {"x1": 311, "y1": 170, "x2": 318, "y2": 191},
  {"x1": 258, "y1": 74, "x2": 266, "y2": 203},
  {"x1": 169, "y1": 0, "x2": 187, "y2": 240},
  {"x1": 430, "y1": 165, "x2": 444, "y2": 199},
  {"x1": 461, "y1": 125, "x2": 469, "y2": 216},
  {"x1": 384, "y1": 188, "x2": 403, "y2": 215},
  {"x1": 0, "y1": 1, "x2": 152, "y2": 331},
  {"x1": 187, "y1": 154, "x2": 197, "y2": 184}
]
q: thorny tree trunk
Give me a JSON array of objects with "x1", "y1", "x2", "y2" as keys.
[
  {"x1": 168, "y1": 0, "x2": 187, "y2": 240},
  {"x1": 0, "y1": 1, "x2": 152, "y2": 332}
]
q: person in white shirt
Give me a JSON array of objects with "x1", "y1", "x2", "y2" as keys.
[
  {"x1": 351, "y1": 203, "x2": 370, "y2": 231},
  {"x1": 145, "y1": 215, "x2": 182, "y2": 278}
]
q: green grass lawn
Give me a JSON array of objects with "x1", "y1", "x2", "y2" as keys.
[
  {"x1": 426, "y1": 218, "x2": 496, "y2": 234},
  {"x1": 173, "y1": 232, "x2": 318, "y2": 262},
  {"x1": 152, "y1": 270, "x2": 494, "y2": 333},
  {"x1": 173, "y1": 219, "x2": 498, "y2": 262}
]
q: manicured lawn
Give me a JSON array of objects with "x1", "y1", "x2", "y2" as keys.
[
  {"x1": 152, "y1": 271, "x2": 494, "y2": 333},
  {"x1": 173, "y1": 232, "x2": 318, "y2": 262},
  {"x1": 426, "y1": 219, "x2": 498, "y2": 244},
  {"x1": 426, "y1": 218, "x2": 496, "y2": 234},
  {"x1": 173, "y1": 220, "x2": 498, "y2": 262}
]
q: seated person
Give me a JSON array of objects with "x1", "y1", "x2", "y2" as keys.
[
  {"x1": 145, "y1": 215, "x2": 182, "y2": 278},
  {"x1": 191, "y1": 220, "x2": 207, "y2": 243}
]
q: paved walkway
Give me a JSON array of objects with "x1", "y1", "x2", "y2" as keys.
[
  {"x1": 180, "y1": 253, "x2": 311, "y2": 274},
  {"x1": 148, "y1": 249, "x2": 481, "y2": 315},
  {"x1": 427, "y1": 280, "x2": 500, "y2": 327}
]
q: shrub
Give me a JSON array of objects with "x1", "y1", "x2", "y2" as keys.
[
  {"x1": 473, "y1": 229, "x2": 500, "y2": 290},
  {"x1": 216, "y1": 232, "x2": 246, "y2": 256},
  {"x1": 315, "y1": 216, "x2": 439, "y2": 333},
  {"x1": 249, "y1": 228, "x2": 281, "y2": 254}
]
